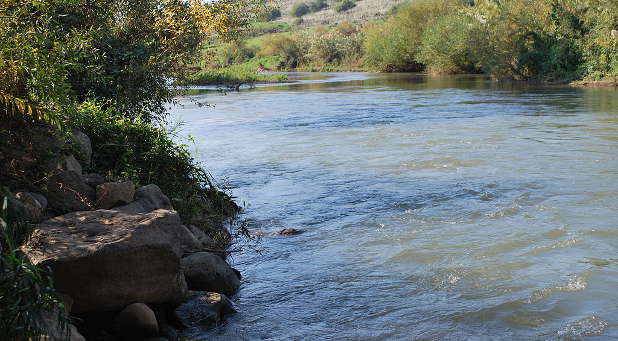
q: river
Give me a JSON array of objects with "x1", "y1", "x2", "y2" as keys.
[{"x1": 171, "y1": 73, "x2": 618, "y2": 340}]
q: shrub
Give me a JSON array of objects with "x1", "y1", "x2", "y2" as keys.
[
  {"x1": 218, "y1": 41, "x2": 257, "y2": 66},
  {"x1": 335, "y1": 0, "x2": 355, "y2": 13},
  {"x1": 259, "y1": 34, "x2": 308, "y2": 68},
  {"x1": 259, "y1": 7, "x2": 282, "y2": 21},
  {"x1": 363, "y1": 0, "x2": 464, "y2": 71},
  {"x1": 418, "y1": 13, "x2": 480, "y2": 74},
  {"x1": 291, "y1": 3, "x2": 311, "y2": 17},
  {"x1": 310, "y1": 0, "x2": 328, "y2": 12}
]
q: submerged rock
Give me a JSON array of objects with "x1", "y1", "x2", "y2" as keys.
[
  {"x1": 275, "y1": 228, "x2": 305, "y2": 236},
  {"x1": 96, "y1": 181, "x2": 135, "y2": 209},
  {"x1": 181, "y1": 252, "x2": 240, "y2": 296},
  {"x1": 176, "y1": 291, "x2": 236, "y2": 328},
  {"x1": 22, "y1": 209, "x2": 189, "y2": 313},
  {"x1": 113, "y1": 303, "x2": 159, "y2": 341}
]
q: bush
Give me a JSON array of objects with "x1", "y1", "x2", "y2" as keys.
[
  {"x1": 363, "y1": 0, "x2": 463, "y2": 71},
  {"x1": 418, "y1": 13, "x2": 480, "y2": 74},
  {"x1": 310, "y1": 0, "x2": 328, "y2": 12},
  {"x1": 291, "y1": 3, "x2": 311, "y2": 17},
  {"x1": 335, "y1": 0, "x2": 356, "y2": 13},
  {"x1": 259, "y1": 7, "x2": 282, "y2": 21},
  {"x1": 259, "y1": 34, "x2": 308, "y2": 68},
  {"x1": 218, "y1": 41, "x2": 257, "y2": 66}
]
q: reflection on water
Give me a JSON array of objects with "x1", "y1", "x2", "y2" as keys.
[{"x1": 171, "y1": 73, "x2": 618, "y2": 340}]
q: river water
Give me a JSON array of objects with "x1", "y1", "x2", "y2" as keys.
[{"x1": 171, "y1": 73, "x2": 618, "y2": 340}]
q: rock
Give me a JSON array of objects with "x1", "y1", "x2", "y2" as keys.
[
  {"x1": 31, "y1": 193, "x2": 48, "y2": 211},
  {"x1": 181, "y1": 252, "x2": 240, "y2": 296},
  {"x1": 187, "y1": 225, "x2": 215, "y2": 248},
  {"x1": 176, "y1": 291, "x2": 236, "y2": 328},
  {"x1": 114, "y1": 303, "x2": 159, "y2": 341},
  {"x1": 179, "y1": 225, "x2": 202, "y2": 254},
  {"x1": 60, "y1": 154, "x2": 83, "y2": 175},
  {"x1": 275, "y1": 228, "x2": 304, "y2": 236},
  {"x1": 72, "y1": 130, "x2": 92, "y2": 165},
  {"x1": 96, "y1": 181, "x2": 135, "y2": 209},
  {"x1": 159, "y1": 323, "x2": 178, "y2": 341},
  {"x1": 40, "y1": 310, "x2": 86, "y2": 341},
  {"x1": 57, "y1": 293, "x2": 74, "y2": 316},
  {"x1": 43, "y1": 170, "x2": 95, "y2": 213},
  {"x1": 83, "y1": 173, "x2": 107, "y2": 188},
  {"x1": 115, "y1": 184, "x2": 172, "y2": 214},
  {"x1": 22, "y1": 209, "x2": 189, "y2": 313},
  {"x1": 15, "y1": 192, "x2": 45, "y2": 222}
]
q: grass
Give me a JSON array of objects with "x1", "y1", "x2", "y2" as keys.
[{"x1": 176, "y1": 62, "x2": 289, "y2": 86}]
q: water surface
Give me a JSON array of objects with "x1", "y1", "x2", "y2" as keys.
[{"x1": 171, "y1": 73, "x2": 618, "y2": 340}]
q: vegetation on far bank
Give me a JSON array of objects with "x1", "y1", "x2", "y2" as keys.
[
  {"x1": 176, "y1": 63, "x2": 288, "y2": 87},
  {"x1": 194, "y1": 0, "x2": 618, "y2": 84}
]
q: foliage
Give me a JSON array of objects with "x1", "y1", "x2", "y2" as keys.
[
  {"x1": 335, "y1": 0, "x2": 355, "y2": 13},
  {"x1": 0, "y1": 0, "x2": 264, "y2": 122},
  {"x1": 306, "y1": 25, "x2": 364, "y2": 66},
  {"x1": 361, "y1": 0, "x2": 618, "y2": 81},
  {"x1": 0, "y1": 91, "x2": 63, "y2": 129},
  {"x1": 310, "y1": 0, "x2": 328, "y2": 12},
  {"x1": 259, "y1": 33, "x2": 309, "y2": 68},
  {"x1": 291, "y1": 2, "x2": 311, "y2": 17},
  {"x1": 217, "y1": 41, "x2": 258, "y2": 66},
  {"x1": 363, "y1": 0, "x2": 463, "y2": 71},
  {"x1": 247, "y1": 21, "x2": 293, "y2": 37},
  {"x1": 0, "y1": 195, "x2": 67, "y2": 341},
  {"x1": 418, "y1": 13, "x2": 480, "y2": 74},
  {"x1": 257, "y1": 7, "x2": 282, "y2": 21},
  {"x1": 177, "y1": 63, "x2": 288, "y2": 86}
]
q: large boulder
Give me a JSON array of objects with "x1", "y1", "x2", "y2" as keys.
[
  {"x1": 43, "y1": 170, "x2": 95, "y2": 213},
  {"x1": 116, "y1": 184, "x2": 173, "y2": 214},
  {"x1": 181, "y1": 252, "x2": 240, "y2": 296},
  {"x1": 21, "y1": 209, "x2": 191, "y2": 313},
  {"x1": 96, "y1": 181, "x2": 135, "y2": 209},
  {"x1": 176, "y1": 291, "x2": 236, "y2": 328},
  {"x1": 113, "y1": 303, "x2": 159, "y2": 341}
]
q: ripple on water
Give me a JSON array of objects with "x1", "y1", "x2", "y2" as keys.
[
  {"x1": 550, "y1": 316, "x2": 609, "y2": 341},
  {"x1": 526, "y1": 237, "x2": 583, "y2": 256},
  {"x1": 528, "y1": 273, "x2": 589, "y2": 304}
]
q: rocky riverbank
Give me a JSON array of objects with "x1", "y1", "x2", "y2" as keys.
[{"x1": 7, "y1": 130, "x2": 240, "y2": 341}]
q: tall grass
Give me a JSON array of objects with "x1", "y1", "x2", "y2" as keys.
[{"x1": 0, "y1": 194, "x2": 68, "y2": 341}]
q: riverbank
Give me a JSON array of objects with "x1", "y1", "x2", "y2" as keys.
[{"x1": 1, "y1": 111, "x2": 244, "y2": 340}]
